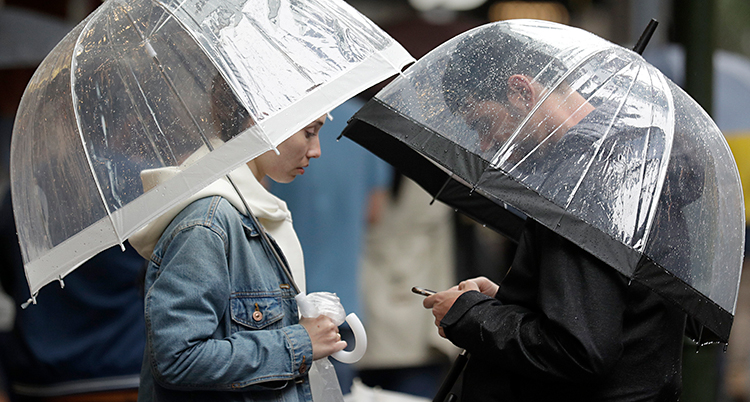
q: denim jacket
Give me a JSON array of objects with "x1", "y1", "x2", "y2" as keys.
[{"x1": 138, "y1": 196, "x2": 313, "y2": 402}]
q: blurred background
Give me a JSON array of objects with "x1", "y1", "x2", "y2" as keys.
[{"x1": 1, "y1": 0, "x2": 749, "y2": 402}]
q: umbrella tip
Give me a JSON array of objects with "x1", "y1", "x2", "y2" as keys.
[
  {"x1": 632, "y1": 19, "x2": 659, "y2": 55},
  {"x1": 21, "y1": 295, "x2": 37, "y2": 309}
]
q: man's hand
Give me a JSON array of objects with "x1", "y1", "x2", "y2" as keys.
[
  {"x1": 423, "y1": 280, "x2": 481, "y2": 338},
  {"x1": 465, "y1": 276, "x2": 499, "y2": 298}
]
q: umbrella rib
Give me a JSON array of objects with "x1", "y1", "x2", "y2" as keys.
[
  {"x1": 492, "y1": 47, "x2": 609, "y2": 169},
  {"x1": 173, "y1": 4, "x2": 266, "y2": 117},
  {"x1": 629, "y1": 66, "x2": 659, "y2": 249},
  {"x1": 69, "y1": 4, "x2": 127, "y2": 250},
  {"x1": 149, "y1": 1, "x2": 175, "y2": 37},
  {"x1": 563, "y1": 62, "x2": 641, "y2": 210},
  {"x1": 212, "y1": 37, "x2": 279, "y2": 154},
  {"x1": 245, "y1": 16, "x2": 317, "y2": 87},
  {"x1": 152, "y1": 0, "x2": 278, "y2": 155},
  {"x1": 120, "y1": 7, "x2": 212, "y2": 145},
  {"x1": 638, "y1": 69, "x2": 675, "y2": 248},
  {"x1": 128, "y1": 4, "x2": 300, "y2": 292},
  {"x1": 121, "y1": 61, "x2": 178, "y2": 165}
]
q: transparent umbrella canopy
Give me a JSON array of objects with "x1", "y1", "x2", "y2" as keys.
[
  {"x1": 645, "y1": 45, "x2": 750, "y2": 221},
  {"x1": 342, "y1": 19, "x2": 744, "y2": 343},
  {"x1": 11, "y1": 0, "x2": 413, "y2": 300}
]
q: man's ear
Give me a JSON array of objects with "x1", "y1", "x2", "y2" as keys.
[{"x1": 506, "y1": 74, "x2": 535, "y2": 113}]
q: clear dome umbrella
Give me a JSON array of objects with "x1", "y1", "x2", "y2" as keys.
[
  {"x1": 11, "y1": 0, "x2": 414, "y2": 301},
  {"x1": 342, "y1": 19, "x2": 744, "y2": 344}
]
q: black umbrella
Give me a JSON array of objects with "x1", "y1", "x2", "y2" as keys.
[{"x1": 342, "y1": 19, "x2": 744, "y2": 347}]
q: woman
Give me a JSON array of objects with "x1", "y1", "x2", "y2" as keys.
[{"x1": 131, "y1": 114, "x2": 346, "y2": 402}]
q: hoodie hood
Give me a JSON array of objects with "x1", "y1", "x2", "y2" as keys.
[{"x1": 129, "y1": 162, "x2": 306, "y2": 293}]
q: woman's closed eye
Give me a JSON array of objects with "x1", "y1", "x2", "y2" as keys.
[{"x1": 304, "y1": 122, "x2": 324, "y2": 138}]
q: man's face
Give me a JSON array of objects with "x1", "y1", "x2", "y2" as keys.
[
  {"x1": 463, "y1": 91, "x2": 561, "y2": 164},
  {"x1": 464, "y1": 99, "x2": 525, "y2": 154}
]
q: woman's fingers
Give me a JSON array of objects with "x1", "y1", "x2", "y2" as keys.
[{"x1": 300, "y1": 315, "x2": 347, "y2": 360}]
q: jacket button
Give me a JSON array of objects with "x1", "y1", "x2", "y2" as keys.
[
  {"x1": 299, "y1": 362, "x2": 307, "y2": 374},
  {"x1": 252, "y1": 311, "x2": 263, "y2": 321}
]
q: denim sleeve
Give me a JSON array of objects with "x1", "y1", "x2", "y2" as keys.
[{"x1": 144, "y1": 222, "x2": 313, "y2": 391}]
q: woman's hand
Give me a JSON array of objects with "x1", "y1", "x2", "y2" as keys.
[{"x1": 300, "y1": 315, "x2": 347, "y2": 360}]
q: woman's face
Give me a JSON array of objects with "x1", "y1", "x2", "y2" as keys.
[{"x1": 255, "y1": 115, "x2": 326, "y2": 183}]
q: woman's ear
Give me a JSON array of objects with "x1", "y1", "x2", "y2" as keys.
[{"x1": 506, "y1": 74, "x2": 535, "y2": 113}]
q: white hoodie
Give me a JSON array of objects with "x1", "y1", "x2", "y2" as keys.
[{"x1": 129, "y1": 163, "x2": 306, "y2": 293}]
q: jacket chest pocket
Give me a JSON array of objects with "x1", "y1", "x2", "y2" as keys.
[{"x1": 230, "y1": 293, "x2": 285, "y2": 330}]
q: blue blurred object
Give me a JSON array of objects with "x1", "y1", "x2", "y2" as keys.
[
  {"x1": 644, "y1": 44, "x2": 750, "y2": 134},
  {"x1": 0, "y1": 190, "x2": 146, "y2": 398},
  {"x1": 644, "y1": 44, "x2": 750, "y2": 226}
]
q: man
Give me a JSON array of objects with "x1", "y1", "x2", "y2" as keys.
[{"x1": 423, "y1": 27, "x2": 689, "y2": 401}]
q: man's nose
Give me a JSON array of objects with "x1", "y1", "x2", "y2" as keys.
[{"x1": 480, "y1": 133, "x2": 496, "y2": 153}]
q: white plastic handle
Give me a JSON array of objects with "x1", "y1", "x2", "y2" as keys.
[
  {"x1": 295, "y1": 293, "x2": 367, "y2": 364},
  {"x1": 331, "y1": 313, "x2": 367, "y2": 364}
]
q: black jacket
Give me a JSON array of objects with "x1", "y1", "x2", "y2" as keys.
[{"x1": 442, "y1": 219, "x2": 686, "y2": 401}]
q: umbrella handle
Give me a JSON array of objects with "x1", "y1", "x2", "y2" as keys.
[
  {"x1": 331, "y1": 313, "x2": 367, "y2": 364},
  {"x1": 433, "y1": 350, "x2": 469, "y2": 402},
  {"x1": 295, "y1": 294, "x2": 368, "y2": 364}
]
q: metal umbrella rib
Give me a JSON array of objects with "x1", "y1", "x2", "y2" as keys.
[{"x1": 69, "y1": 9, "x2": 128, "y2": 256}]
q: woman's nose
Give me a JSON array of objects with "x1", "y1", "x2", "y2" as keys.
[{"x1": 308, "y1": 137, "x2": 322, "y2": 159}]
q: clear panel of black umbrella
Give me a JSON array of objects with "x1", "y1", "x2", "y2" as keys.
[{"x1": 341, "y1": 20, "x2": 744, "y2": 346}]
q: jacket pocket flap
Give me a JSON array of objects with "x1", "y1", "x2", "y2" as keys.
[{"x1": 231, "y1": 294, "x2": 284, "y2": 330}]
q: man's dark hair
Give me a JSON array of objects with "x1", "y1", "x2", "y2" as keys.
[{"x1": 442, "y1": 25, "x2": 566, "y2": 113}]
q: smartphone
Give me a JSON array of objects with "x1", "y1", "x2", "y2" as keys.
[{"x1": 411, "y1": 286, "x2": 436, "y2": 297}]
